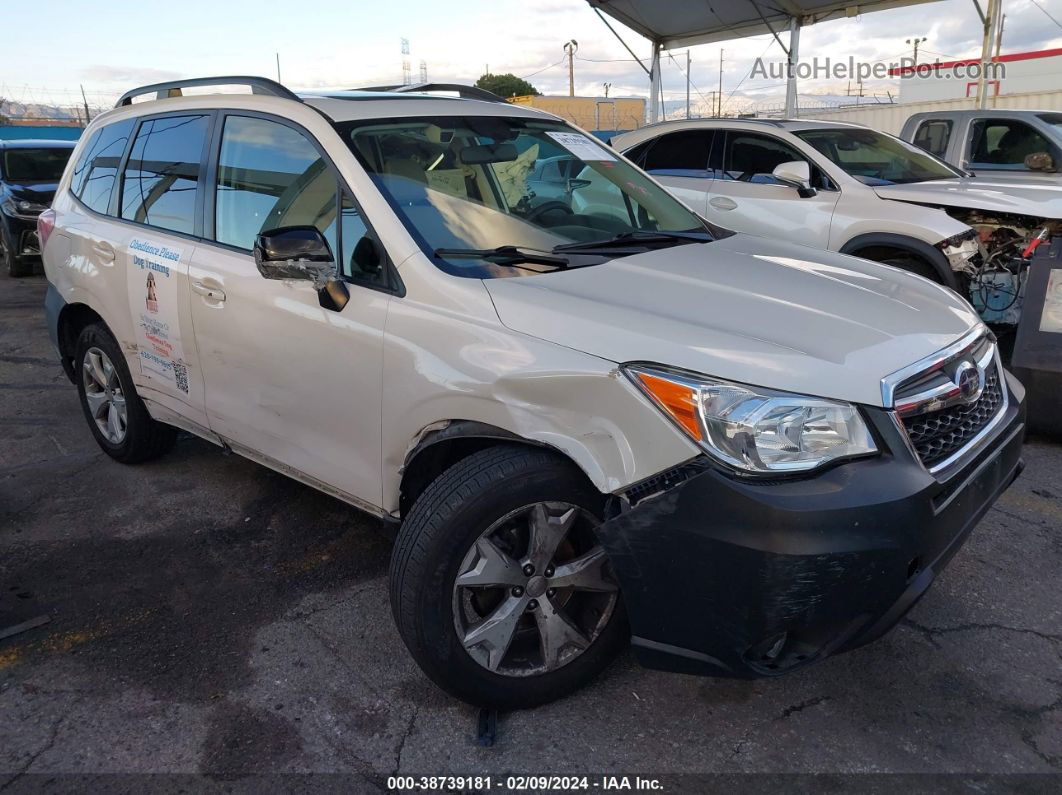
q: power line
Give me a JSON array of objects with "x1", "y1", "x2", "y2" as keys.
[
  {"x1": 519, "y1": 57, "x2": 567, "y2": 80},
  {"x1": 721, "y1": 36, "x2": 781, "y2": 114},
  {"x1": 1029, "y1": 0, "x2": 1062, "y2": 30}
]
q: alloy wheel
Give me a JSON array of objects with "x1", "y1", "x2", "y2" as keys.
[
  {"x1": 452, "y1": 501, "x2": 618, "y2": 677},
  {"x1": 82, "y1": 347, "x2": 128, "y2": 444}
]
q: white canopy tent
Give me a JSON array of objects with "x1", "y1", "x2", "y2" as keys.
[{"x1": 585, "y1": 0, "x2": 957, "y2": 121}]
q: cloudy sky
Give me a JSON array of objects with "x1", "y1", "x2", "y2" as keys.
[{"x1": 4, "y1": 0, "x2": 1061, "y2": 114}]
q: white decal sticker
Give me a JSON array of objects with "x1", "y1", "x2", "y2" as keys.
[
  {"x1": 546, "y1": 131, "x2": 616, "y2": 162},
  {"x1": 1040, "y1": 269, "x2": 1062, "y2": 334},
  {"x1": 127, "y1": 238, "x2": 189, "y2": 394}
]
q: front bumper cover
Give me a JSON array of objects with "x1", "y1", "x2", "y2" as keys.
[{"x1": 597, "y1": 371, "x2": 1026, "y2": 678}]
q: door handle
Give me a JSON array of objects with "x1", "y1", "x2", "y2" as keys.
[
  {"x1": 192, "y1": 280, "x2": 226, "y2": 302},
  {"x1": 709, "y1": 196, "x2": 738, "y2": 211},
  {"x1": 92, "y1": 241, "x2": 115, "y2": 262}
]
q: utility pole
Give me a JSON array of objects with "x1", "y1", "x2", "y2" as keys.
[
  {"x1": 717, "y1": 49, "x2": 724, "y2": 116},
  {"x1": 686, "y1": 50, "x2": 691, "y2": 119},
  {"x1": 563, "y1": 40, "x2": 578, "y2": 97},
  {"x1": 79, "y1": 84, "x2": 91, "y2": 127},
  {"x1": 906, "y1": 36, "x2": 927, "y2": 63},
  {"x1": 603, "y1": 82, "x2": 611, "y2": 98},
  {"x1": 995, "y1": 13, "x2": 1006, "y2": 57},
  {"x1": 976, "y1": 0, "x2": 1003, "y2": 109},
  {"x1": 275, "y1": 53, "x2": 281, "y2": 83}
]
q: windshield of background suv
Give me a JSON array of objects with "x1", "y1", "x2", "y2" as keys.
[
  {"x1": 795, "y1": 128, "x2": 961, "y2": 186},
  {"x1": 336, "y1": 116, "x2": 709, "y2": 277},
  {"x1": 2, "y1": 148, "x2": 72, "y2": 183}
]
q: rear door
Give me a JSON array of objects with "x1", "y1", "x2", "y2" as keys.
[
  {"x1": 187, "y1": 112, "x2": 392, "y2": 508},
  {"x1": 113, "y1": 113, "x2": 212, "y2": 426},
  {"x1": 624, "y1": 129, "x2": 715, "y2": 214},
  {"x1": 65, "y1": 112, "x2": 210, "y2": 428},
  {"x1": 706, "y1": 130, "x2": 839, "y2": 249}
]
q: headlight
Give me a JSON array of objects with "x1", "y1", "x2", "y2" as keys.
[
  {"x1": 625, "y1": 364, "x2": 877, "y2": 474},
  {"x1": 2, "y1": 198, "x2": 48, "y2": 218}
]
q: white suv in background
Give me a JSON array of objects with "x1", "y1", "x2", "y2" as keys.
[
  {"x1": 611, "y1": 119, "x2": 1062, "y2": 289},
  {"x1": 40, "y1": 77, "x2": 1025, "y2": 709}
]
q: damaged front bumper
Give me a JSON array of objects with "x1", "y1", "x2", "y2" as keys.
[{"x1": 597, "y1": 371, "x2": 1027, "y2": 678}]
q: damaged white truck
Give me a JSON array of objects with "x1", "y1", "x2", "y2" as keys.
[{"x1": 612, "y1": 119, "x2": 1060, "y2": 329}]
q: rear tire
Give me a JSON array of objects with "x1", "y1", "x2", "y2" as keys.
[
  {"x1": 74, "y1": 323, "x2": 177, "y2": 463},
  {"x1": 390, "y1": 445, "x2": 627, "y2": 709},
  {"x1": 880, "y1": 256, "x2": 942, "y2": 284}
]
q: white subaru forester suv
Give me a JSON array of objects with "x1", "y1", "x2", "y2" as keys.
[{"x1": 40, "y1": 77, "x2": 1026, "y2": 709}]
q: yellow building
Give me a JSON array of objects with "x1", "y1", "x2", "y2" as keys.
[{"x1": 506, "y1": 95, "x2": 646, "y2": 132}]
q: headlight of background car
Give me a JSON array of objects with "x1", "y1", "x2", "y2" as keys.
[
  {"x1": 625, "y1": 364, "x2": 877, "y2": 474},
  {"x1": 2, "y1": 198, "x2": 49, "y2": 218}
]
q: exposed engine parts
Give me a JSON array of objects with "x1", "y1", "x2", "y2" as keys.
[{"x1": 941, "y1": 208, "x2": 1060, "y2": 326}]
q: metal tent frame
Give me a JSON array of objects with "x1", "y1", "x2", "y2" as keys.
[{"x1": 586, "y1": 0, "x2": 947, "y2": 120}]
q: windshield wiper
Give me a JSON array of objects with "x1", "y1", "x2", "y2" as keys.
[
  {"x1": 434, "y1": 246, "x2": 569, "y2": 268},
  {"x1": 552, "y1": 230, "x2": 711, "y2": 253}
]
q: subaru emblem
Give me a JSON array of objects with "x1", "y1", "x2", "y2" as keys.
[{"x1": 953, "y1": 361, "x2": 984, "y2": 403}]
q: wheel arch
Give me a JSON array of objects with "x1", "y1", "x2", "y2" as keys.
[
  {"x1": 839, "y1": 232, "x2": 957, "y2": 288},
  {"x1": 55, "y1": 301, "x2": 106, "y2": 382},
  {"x1": 398, "y1": 420, "x2": 596, "y2": 519}
]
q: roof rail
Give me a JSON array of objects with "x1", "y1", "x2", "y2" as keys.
[
  {"x1": 352, "y1": 83, "x2": 505, "y2": 103},
  {"x1": 115, "y1": 76, "x2": 301, "y2": 107}
]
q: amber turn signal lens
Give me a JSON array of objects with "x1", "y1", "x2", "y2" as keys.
[{"x1": 634, "y1": 371, "x2": 703, "y2": 441}]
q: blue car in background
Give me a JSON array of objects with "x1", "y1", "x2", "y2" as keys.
[{"x1": 1, "y1": 139, "x2": 75, "y2": 276}]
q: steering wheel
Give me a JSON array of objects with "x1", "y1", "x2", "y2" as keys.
[{"x1": 525, "y1": 201, "x2": 576, "y2": 224}]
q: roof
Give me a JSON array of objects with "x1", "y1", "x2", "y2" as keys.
[
  {"x1": 586, "y1": 0, "x2": 943, "y2": 49},
  {"x1": 613, "y1": 116, "x2": 866, "y2": 145},
  {"x1": 0, "y1": 138, "x2": 77, "y2": 149},
  {"x1": 889, "y1": 47, "x2": 1062, "y2": 77},
  {"x1": 301, "y1": 94, "x2": 556, "y2": 123}
]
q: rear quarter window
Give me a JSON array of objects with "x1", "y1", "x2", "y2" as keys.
[{"x1": 69, "y1": 119, "x2": 136, "y2": 215}]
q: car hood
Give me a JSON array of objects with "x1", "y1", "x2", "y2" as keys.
[
  {"x1": 5, "y1": 182, "x2": 59, "y2": 203},
  {"x1": 483, "y1": 233, "x2": 981, "y2": 407},
  {"x1": 873, "y1": 178, "x2": 1062, "y2": 219}
]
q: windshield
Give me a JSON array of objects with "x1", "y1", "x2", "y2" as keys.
[
  {"x1": 795, "y1": 128, "x2": 961, "y2": 185},
  {"x1": 2, "y1": 148, "x2": 72, "y2": 183},
  {"x1": 336, "y1": 116, "x2": 708, "y2": 277}
]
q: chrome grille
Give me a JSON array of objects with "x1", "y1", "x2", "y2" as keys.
[{"x1": 901, "y1": 365, "x2": 1004, "y2": 470}]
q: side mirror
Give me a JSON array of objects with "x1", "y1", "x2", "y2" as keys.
[
  {"x1": 254, "y1": 226, "x2": 349, "y2": 312},
  {"x1": 772, "y1": 160, "x2": 817, "y2": 197},
  {"x1": 1024, "y1": 152, "x2": 1056, "y2": 172}
]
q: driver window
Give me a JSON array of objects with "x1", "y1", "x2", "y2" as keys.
[
  {"x1": 721, "y1": 132, "x2": 809, "y2": 184},
  {"x1": 969, "y1": 119, "x2": 1052, "y2": 169},
  {"x1": 215, "y1": 115, "x2": 338, "y2": 256}
]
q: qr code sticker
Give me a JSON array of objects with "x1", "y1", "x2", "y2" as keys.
[{"x1": 173, "y1": 362, "x2": 189, "y2": 394}]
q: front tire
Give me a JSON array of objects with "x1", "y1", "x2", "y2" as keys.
[
  {"x1": 390, "y1": 445, "x2": 627, "y2": 709},
  {"x1": 74, "y1": 323, "x2": 177, "y2": 463},
  {"x1": 1, "y1": 226, "x2": 33, "y2": 277}
]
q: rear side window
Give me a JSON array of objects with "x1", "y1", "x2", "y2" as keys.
[
  {"x1": 912, "y1": 119, "x2": 952, "y2": 159},
  {"x1": 120, "y1": 115, "x2": 210, "y2": 234},
  {"x1": 70, "y1": 119, "x2": 136, "y2": 214},
  {"x1": 640, "y1": 130, "x2": 713, "y2": 175}
]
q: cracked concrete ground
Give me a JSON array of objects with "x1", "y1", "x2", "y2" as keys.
[{"x1": 1, "y1": 269, "x2": 1060, "y2": 787}]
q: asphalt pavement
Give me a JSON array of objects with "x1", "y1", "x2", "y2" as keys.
[{"x1": 1, "y1": 268, "x2": 1060, "y2": 789}]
